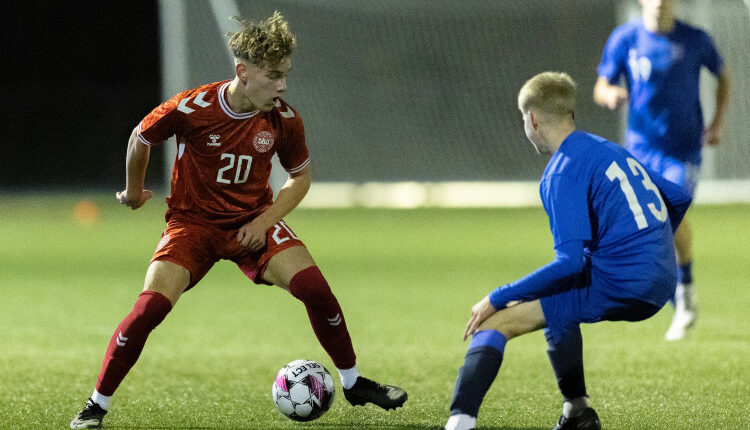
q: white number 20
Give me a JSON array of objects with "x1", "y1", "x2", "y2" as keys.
[
  {"x1": 216, "y1": 153, "x2": 253, "y2": 184},
  {"x1": 605, "y1": 157, "x2": 668, "y2": 230}
]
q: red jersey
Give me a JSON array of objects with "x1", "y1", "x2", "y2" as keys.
[{"x1": 137, "y1": 81, "x2": 309, "y2": 228}]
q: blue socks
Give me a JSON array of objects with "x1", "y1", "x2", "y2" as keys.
[
  {"x1": 449, "y1": 330, "x2": 507, "y2": 417},
  {"x1": 545, "y1": 327, "x2": 587, "y2": 399},
  {"x1": 450, "y1": 328, "x2": 589, "y2": 418},
  {"x1": 678, "y1": 262, "x2": 693, "y2": 285}
]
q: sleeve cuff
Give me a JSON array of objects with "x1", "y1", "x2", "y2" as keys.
[
  {"x1": 136, "y1": 122, "x2": 155, "y2": 146},
  {"x1": 488, "y1": 285, "x2": 510, "y2": 310},
  {"x1": 286, "y1": 157, "x2": 310, "y2": 174}
]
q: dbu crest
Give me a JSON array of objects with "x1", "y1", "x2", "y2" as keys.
[{"x1": 253, "y1": 130, "x2": 274, "y2": 153}]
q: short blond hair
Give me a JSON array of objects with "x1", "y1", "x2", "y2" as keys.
[
  {"x1": 517, "y1": 72, "x2": 576, "y2": 119},
  {"x1": 227, "y1": 11, "x2": 296, "y2": 67}
]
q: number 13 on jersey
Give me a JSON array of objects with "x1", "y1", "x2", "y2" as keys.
[{"x1": 606, "y1": 157, "x2": 668, "y2": 230}]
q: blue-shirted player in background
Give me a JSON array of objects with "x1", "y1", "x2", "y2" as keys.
[
  {"x1": 444, "y1": 72, "x2": 692, "y2": 430},
  {"x1": 594, "y1": 0, "x2": 730, "y2": 341}
]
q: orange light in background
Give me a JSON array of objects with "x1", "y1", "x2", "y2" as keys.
[{"x1": 73, "y1": 200, "x2": 100, "y2": 226}]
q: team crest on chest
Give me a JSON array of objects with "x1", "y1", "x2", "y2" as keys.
[{"x1": 253, "y1": 130, "x2": 275, "y2": 153}]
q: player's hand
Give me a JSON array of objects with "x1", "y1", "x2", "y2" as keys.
[
  {"x1": 702, "y1": 123, "x2": 722, "y2": 146},
  {"x1": 116, "y1": 189, "x2": 153, "y2": 210},
  {"x1": 463, "y1": 295, "x2": 498, "y2": 341},
  {"x1": 237, "y1": 218, "x2": 270, "y2": 252},
  {"x1": 605, "y1": 87, "x2": 628, "y2": 110}
]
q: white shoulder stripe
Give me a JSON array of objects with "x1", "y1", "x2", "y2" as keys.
[
  {"x1": 287, "y1": 157, "x2": 310, "y2": 174},
  {"x1": 136, "y1": 122, "x2": 155, "y2": 146}
]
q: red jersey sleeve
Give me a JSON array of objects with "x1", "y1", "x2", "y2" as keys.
[
  {"x1": 136, "y1": 91, "x2": 188, "y2": 146},
  {"x1": 276, "y1": 105, "x2": 310, "y2": 174}
]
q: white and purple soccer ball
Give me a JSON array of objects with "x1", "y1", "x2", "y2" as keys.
[{"x1": 272, "y1": 359, "x2": 335, "y2": 422}]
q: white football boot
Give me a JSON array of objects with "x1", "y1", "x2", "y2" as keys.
[{"x1": 665, "y1": 283, "x2": 698, "y2": 341}]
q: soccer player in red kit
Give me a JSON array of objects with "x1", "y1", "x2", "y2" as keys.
[{"x1": 71, "y1": 12, "x2": 407, "y2": 429}]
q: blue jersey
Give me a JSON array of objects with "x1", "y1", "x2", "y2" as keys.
[
  {"x1": 542, "y1": 131, "x2": 688, "y2": 304},
  {"x1": 597, "y1": 19, "x2": 723, "y2": 164},
  {"x1": 490, "y1": 131, "x2": 691, "y2": 310}
]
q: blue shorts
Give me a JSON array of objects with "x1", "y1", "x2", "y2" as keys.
[
  {"x1": 540, "y1": 277, "x2": 662, "y2": 345},
  {"x1": 628, "y1": 147, "x2": 701, "y2": 197}
]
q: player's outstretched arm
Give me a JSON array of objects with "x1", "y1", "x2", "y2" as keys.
[
  {"x1": 593, "y1": 76, "x2": 628, "y2": 111},
  {"x1": 237, "y1": 165, "x2": 311, "y2": 251},
  {"x1": 463, "y1": 240, "x2": 585, "y2": 340},
  {"x1": 116, "y1": 126, "x2": 153, "y2": 210},
  {"x1": 703, "y1": 68, "x2": 731, "y2": 146},
  {"x1": 488, "y1": 240, "x2": 585, "y2": 309}
]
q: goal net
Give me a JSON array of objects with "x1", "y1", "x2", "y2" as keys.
[{"x1": 159, "y1": 0, "x2": 750, "y2": 206}]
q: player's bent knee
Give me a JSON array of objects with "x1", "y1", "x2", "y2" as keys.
[
  {"x1": 263, "y1": 246, "x2": 316, "y2": 288},
  {"x1": 469, "y1": 329, "x2": 507, "y2": 353},
  {"x1": 133, "y1": 291, "x2": 174, "y2": 325},
  {"x1": 143, "y1": 259, "x2": 191, "y2": 306},
  {"x1": 478, "y1": 301, "x2": 546, "y2": 340},
  {"x1": 288, "y1": 266, "x2": 334, "y2": 304}
]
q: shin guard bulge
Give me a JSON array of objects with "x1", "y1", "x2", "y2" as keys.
[
  {"x1": 289, "y1": 266, "x2": 356, "y2": 369},
  {"x1": 95, "y1": 291, "x2": 173, "y2": 396},
  {"x1": 545, "y1": 327, "x2": 587, "y2": 400}
]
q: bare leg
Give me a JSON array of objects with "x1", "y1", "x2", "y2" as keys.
[{"x1": 673, "y1": 218, "x2": 692, "y2": 266}]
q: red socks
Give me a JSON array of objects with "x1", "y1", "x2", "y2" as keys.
[
  {"x1": 95, "y1": 291, "x2": 172, "y2": 396},
  {"x1": 289, "y1": 266, "x2": 356, "y2": 369},
  {"x1": 95, "y1": 269, "x2": 354, "y2": 396}
]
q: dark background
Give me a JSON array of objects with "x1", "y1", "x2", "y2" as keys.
[
  {"x1": 1, "y1": 1, "x2": 620, "y2": 191},
  {"x1": 4, "y1": 1, "x2": 744, "y2": 192},
  {"x1": 2, "y1": 1, "x2": 162, "y2": 190}
]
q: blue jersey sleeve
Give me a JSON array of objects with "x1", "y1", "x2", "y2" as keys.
[
  {"x1": 698, "y1": 30, "x2": 724, "y2": 76},
  {"x1": 647, "y1": 168, "x2": 693, "y2": 231},
  {"x1": 597, "y1": 26, "x2": 629, "y2": 83},
  {"x1": 488, "y1": 240, "x2": 586, "y2": 309}
]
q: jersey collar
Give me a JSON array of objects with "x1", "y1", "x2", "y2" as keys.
[{"x1": 218, "y1": 81, "x2": 260, "y2": 120}]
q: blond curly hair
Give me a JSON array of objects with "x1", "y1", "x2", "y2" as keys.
[{"x1": 227, "y1": 11, "x2": 296, "y2": 67}]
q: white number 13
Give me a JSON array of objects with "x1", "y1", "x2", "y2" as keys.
[{"x1": 606, "y1": 157, "x2": 668, "y2": 230}]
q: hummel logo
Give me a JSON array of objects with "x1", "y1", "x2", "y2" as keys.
[
  {"x1": 116, "y1": 331, "x2": 129, "y2": 347},
  {"x1": 327, "y1": 313, "x2": 342, "y2": 327},
  {"x1": 207, "y1": 134, "x2": 221, "y2": 146}
]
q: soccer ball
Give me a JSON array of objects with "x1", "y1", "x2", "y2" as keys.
[{"x1": 272, "y1": 359, "x2": 335, "y2": 421}]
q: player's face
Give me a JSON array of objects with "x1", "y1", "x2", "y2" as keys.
[
  {"x1": 241, "y1": 57, "x2": 292, "y2": 112},
  {"x1": 640, "y1": 0, "x2": 675, "y2": 26}
]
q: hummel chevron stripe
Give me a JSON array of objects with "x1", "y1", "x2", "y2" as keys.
[
  {"x1": 116, "y1": 331, "x2": 129, "y2": 347},
  {"x1": 327, "y1": 313, "x2": 342, "y2": 327}
]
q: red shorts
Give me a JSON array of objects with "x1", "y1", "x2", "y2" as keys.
[{"x1": 151, "y1": 214, "x2": 306, "y2": 289}]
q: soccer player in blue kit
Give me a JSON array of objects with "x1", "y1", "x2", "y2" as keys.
[
  {"x1": 594, "y1": 0, "x2": 730, "y2": 340},
  {"x1": 444, "y1": 72, "x2": 692, "y2": 430}
]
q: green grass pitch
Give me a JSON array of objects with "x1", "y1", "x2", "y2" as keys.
[{"x1": 1, "y1": 195, "x2": 748, "y2": 429}]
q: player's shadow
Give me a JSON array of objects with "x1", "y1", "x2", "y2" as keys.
[
  {"x1": 304, "y1": 425, "x2": 547, "y2": 430},
  {"x1": 121, "y1": 424, "x2": 547, "y2": 430},
  {"x1": 122, "y1": 423, "x2": 549, "y2": 430}
]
